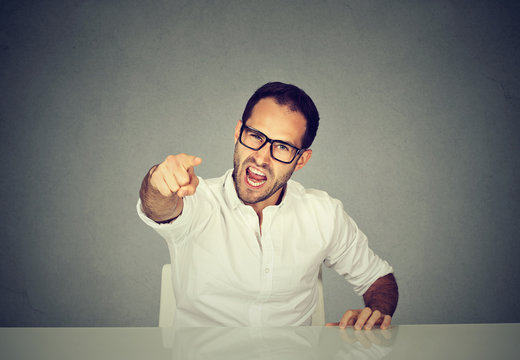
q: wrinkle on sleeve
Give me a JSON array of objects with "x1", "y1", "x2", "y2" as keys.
[
  {"x1": 324, "y1": 200, "x2": 393, "y2": 295},
  {"x1": 136, "y1": 194, "x2": 196, "y2": 247}
]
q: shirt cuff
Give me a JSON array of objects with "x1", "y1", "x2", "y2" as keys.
[{"x1": 136, "y1": 198, "x2": 193, "y2": 245}]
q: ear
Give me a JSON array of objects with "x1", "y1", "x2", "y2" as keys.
[
  {"x1": 294, "y1": 149, "x2": 312, "y2": 172},
  {"x1": 234, "y1": 120, "x2": 243, "y2": 143}
]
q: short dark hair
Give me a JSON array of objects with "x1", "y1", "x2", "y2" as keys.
[{"x1": 241, "y1": 82, "x2": 319, "y2": 149}]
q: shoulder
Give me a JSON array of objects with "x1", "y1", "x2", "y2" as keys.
[
  {"x1": 286, "y1": 179, "x2": 343, "y2": 212},
  {"x1": 189, "y1": 170, "x2": 229, "y2": 205},
  {"x1": 203, "y1": 171, "x2": 228, "y2": 189},
  {"x1": 284, "y1": 180, "x2": 356, "y2": 241}
]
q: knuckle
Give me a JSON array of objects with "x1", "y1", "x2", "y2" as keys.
[
  {"x1": 149, "y1": 172, "x2": 159, "y2": 184},
  {"x1": 165, "y1": 154, "x2": 176, "y2": 163},
  {"x1": 150, "y1": 173, "x2": 163, "y2": 188},
  {"x1": 168, "y1": 154, "x2": 183, "y2": 166},
  {"x1": 179, "y1": 175, "x2": 190, "y2": 186},
  {"x1": 153, "y1": 163, "x2": 165, "y2": 175},
  {"x1": 156, "y1": 182, "x2": 171, "y2": 196},
  {"x1": 161, "y1": 189, "x2": 173, "y2": 197}
]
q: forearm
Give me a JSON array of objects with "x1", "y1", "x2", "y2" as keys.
[
  {"x1": 362, "y1": 273, "x2": 398, "y2": 316},
  {"x1": 139, "y1": 165, "x2": 182, "y2": 223}
]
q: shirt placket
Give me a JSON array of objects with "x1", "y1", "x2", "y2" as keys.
[{"x1": 248, "y1": 210, "x2": 275, "y2": 326}]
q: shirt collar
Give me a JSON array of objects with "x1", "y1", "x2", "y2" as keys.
[
  {"x1": 223, "y1": 169, "x2": 292, "y2": 211},
  {"x1": 223, "y1": 169, "x2": 242, "y2": 210}
]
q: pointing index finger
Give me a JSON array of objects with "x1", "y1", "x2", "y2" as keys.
[{"x1": 181, "y1": 154, "x2": 202, "y2": 170}]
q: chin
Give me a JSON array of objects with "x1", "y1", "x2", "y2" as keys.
[{"x1": 238, "y1": 188, "x2": 265, "y2": 205}]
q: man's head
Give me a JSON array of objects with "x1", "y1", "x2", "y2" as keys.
[
  {"x1": 241, "y1": 82, "x2": 319, "y2": 149},
  {"x1": 232, "y1": 82, "x2": 319, "y2": 210}
]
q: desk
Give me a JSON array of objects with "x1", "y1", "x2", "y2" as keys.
[{"x1": 1, "y1": 324, "x2": 519, "y2": 359}]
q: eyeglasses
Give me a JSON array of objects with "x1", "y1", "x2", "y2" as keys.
[{"x1": 238, "y1": 124, "x2": 306, "y2": 164}]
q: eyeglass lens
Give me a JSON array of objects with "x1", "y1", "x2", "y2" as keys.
[{"x1": 240, "y1": 127, "x2": 297, "y2": 163}]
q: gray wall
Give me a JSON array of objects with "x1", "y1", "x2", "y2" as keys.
[{"x1": 1, "y1": 0, "x2": 519, "y2": 326}]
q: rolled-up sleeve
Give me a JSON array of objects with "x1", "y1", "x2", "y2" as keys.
[{"x1": 136, "y1": 196, "x2": 195, "y2": 246}]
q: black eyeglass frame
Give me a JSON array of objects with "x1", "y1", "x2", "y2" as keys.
[{"x1": 238, "y1": 124, "x2": 307, "y2": 164}]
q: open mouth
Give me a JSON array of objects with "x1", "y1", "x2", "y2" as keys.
[{"x1": 245, "y1": 166, "x2": 267, "y2": 188}]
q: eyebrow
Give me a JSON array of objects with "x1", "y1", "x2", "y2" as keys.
[{"x1": 247, "y1": 125, "x2": 301, "y2": 149}]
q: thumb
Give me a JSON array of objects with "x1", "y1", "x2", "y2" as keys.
[{"x1": 178, "y1": 167, "x2": 200, "y2": 197}]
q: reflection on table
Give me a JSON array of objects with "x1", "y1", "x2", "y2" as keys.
[
  {"x1": 1, "y1": 323, "x2": 519, "y2": 360},
  {"x1": 165, "y1": 326, "x2": 394, "y2": 359}
]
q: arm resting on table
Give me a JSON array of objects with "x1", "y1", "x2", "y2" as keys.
[{"x1": 363, "y1": 273, "x2": 398, "y2": 316}]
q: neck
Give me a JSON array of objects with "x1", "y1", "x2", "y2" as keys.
[{"x1": 249, "y1": 185, "x2": 286, "y2": 226}]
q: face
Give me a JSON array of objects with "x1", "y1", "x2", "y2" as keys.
[{"x1": 232, "y1": 98, "x2": 312, "y2": 209}]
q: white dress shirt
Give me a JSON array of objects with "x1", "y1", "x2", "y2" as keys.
[{"x1": 137, "y1": 169, "x2": 393, "y2": 327}]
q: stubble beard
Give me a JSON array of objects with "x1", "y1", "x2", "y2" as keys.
[{"x1": 232, "y1": 143, "x2": 295, "y2": 205}]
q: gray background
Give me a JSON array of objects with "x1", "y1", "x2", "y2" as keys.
[{"x1": 1, "y1": 0, "x2": 519, "y2": 327}]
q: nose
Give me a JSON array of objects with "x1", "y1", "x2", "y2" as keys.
[{"x1": 253, "y1": 142, "x2": 272, "y2": 165}]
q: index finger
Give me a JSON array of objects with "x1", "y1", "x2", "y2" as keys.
[{"x1": 179, "y1": 154, "x2": 202, "y2": 170}]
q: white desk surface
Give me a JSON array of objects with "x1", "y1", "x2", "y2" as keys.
[{"x1": 1, "y1": 323, "x2": 519, "y2": 359}]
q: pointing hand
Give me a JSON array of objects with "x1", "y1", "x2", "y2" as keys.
[{"x1": 149, "y1": 153, "x2": 202, "y2": 198}]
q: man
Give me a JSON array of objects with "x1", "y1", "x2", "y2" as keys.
[{"x1": 138, "y1": 82, "x2": 398, "y2": 329}]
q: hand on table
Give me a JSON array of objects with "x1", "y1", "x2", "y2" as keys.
[{"x1": 326, "y1": 307, "x2": 392, "y2": 330}]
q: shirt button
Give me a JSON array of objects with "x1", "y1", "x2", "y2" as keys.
[{"x1": 264, "y1": 268, "x2": 270, "y2": 274}]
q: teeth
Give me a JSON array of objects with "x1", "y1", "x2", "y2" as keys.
[
  {"x1": 248, "y1": 167, "x2": 266, "y2": 177},
  {"x1": 247, "y1": 178, "x2": 266, "y2": 187}
]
